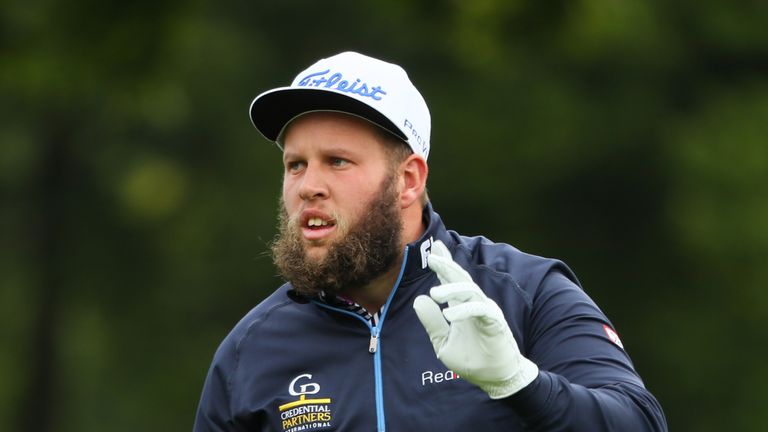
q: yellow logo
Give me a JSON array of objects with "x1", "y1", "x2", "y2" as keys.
[{"x1": 279, "y1": 374, "x2": 333, "y2": 431}]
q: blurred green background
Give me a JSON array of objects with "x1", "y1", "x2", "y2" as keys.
[{"x1": 2, "y1": 0, "x2": 767, "y2": 430}]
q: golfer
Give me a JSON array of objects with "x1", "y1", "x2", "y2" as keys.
[{"x1": 194, "y1": 51, "x2": 667, "y2": 431}]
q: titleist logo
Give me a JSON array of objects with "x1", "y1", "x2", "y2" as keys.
[{"x1": 298, "y1": 69, "x2": 387, "y2": 100}]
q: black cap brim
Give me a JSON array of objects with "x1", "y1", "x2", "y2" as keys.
[{"x1": 249, "y1": 88, "x2": 406, "y2": 142}]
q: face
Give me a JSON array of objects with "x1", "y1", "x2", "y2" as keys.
[{"x1": 271, "y1": 112, "x2": 405, "y2": 296}]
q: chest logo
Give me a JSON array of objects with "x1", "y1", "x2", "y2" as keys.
[
  {"x1": 421, "y1": 369, "x2": 461, "y2": 386},
  {"x1": 419, "y1": 237, "x2": 434, "y2": 269},
  {"x1": 279, "y1": 374, "x2": 333, "y2": 431}
]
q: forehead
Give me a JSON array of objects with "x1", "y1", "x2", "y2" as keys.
[{"x1": 281, "y1": 112, "x2": 388, "y2": 152}]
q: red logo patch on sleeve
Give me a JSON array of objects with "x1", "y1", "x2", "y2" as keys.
[{"x1": 603, "y1": 325, "x2": 624, "y2": 349}]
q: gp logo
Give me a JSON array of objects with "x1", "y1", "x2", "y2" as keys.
[
  {"x1": 289, "y1": 374, "x2": 320, "y2": 396},
  {"x1": 279, "y1": 374, "x2": 333, "y2": 432}
]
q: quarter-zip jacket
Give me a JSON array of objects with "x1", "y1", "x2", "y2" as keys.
[{"x1": 194, "y1": 204, "x2": 667, "y2": 431}]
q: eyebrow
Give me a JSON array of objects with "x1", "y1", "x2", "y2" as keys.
[
  {"x1": 283, "y1": 146, "x2": 360, "y2": 161},
  {"x1": 282, "y1": 150, "x2": 300, "y2": 161},
  {"x1": 322, "y1": 146, "x2": 358, "y2": 158}
]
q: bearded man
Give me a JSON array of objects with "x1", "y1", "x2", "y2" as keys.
[{"x1": 194, "y1": 52, "x2": 667, "y2": 432}]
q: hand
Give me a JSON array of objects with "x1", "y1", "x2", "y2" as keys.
[{"x1": 413, "y1": 240, "x2": 539, "y2": 399}]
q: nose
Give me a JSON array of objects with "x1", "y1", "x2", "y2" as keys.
[{"x1": 297, "y1": 164, "x2": 328, "y2": 201}]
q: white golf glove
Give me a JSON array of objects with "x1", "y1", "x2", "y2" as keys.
[{"x1": 413, "y1": 241, "x2": 539, "y2": 399}]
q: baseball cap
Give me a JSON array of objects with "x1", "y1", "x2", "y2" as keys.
[{"x1": 249, "y1": 51, "x2": 431, "y2": 160}]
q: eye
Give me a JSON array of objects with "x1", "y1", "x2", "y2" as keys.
[
  {"x1": 285, "y1": 160, "x2": 306, "y2": 173},
  {"x1": 330, "y1": 157, "x2": 349, "y2": 168}
]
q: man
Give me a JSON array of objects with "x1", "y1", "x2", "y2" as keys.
[{"x1": 194, "y1": 52, "x2": 667, "y2": 431}]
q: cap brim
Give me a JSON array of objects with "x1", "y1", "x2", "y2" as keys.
[{"x1": 249, "y1": 88, "x2": 406, "y2": 142}]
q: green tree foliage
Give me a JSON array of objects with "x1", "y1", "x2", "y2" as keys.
[{"x1": 1, "y1": 1, "x2": 767, "y2": 430}]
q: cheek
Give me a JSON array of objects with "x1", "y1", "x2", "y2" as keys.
[
  {"x1": 281, "y1": 182, "x2": 299, "y2": 211},
  {"x1": 282, "y1": 172, "x2": 301, "y2": 192},
  {"x1": 343, "y1": 181, "x2": 385, "y2": 213}
]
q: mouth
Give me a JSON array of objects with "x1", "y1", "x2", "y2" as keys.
[
  {"x1": 300, "y1": 212, "x2": 338, "y2": 242},
  {"x1": 307, "y1": 217, "x2": 333, "y2": 228}
]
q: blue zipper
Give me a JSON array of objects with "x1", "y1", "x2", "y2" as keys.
[{"x1": 312, "y1": 246, "x2": 410, "y2": 432}]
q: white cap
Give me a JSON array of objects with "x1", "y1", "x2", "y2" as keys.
[{"x1": 249, "y1": 51, "x2": 431, "y2": 159}]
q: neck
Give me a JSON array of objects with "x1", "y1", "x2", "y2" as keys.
[{"x1": 342, "y1": 258, "x2": 402, "y2": 313}]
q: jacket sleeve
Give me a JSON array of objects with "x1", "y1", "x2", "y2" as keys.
[
  {"x1": 193, "y1": 335, "x2": 245, "y2": 432},
  {"x1": 505, "y1": 271, "x2": 668, "y2": 431}
]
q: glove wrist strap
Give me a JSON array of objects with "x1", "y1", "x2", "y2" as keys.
[{"x1": 481, "y1": 358, "x2": 539, "y2": 399}]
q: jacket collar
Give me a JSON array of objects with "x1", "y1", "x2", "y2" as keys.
[{"x1": 398, "y1": 202, "x2": 453, "y2": 285}]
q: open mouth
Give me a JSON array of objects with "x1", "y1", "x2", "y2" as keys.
[
  {"x1": 306, "y1": 217, "x2": 334, "y2": 229},
  {"x1": 301, "y1": 213, "x2": 338, "y2": 241}
]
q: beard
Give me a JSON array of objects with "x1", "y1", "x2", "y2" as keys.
[{"x1": 271, "y1": 173, "x2": 403, "y2": 298}]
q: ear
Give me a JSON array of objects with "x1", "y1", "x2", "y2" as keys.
[{"x1": 398, "y1": 154, "x2": 428, "y2": 209}]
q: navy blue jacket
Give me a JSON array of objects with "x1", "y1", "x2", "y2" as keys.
[{"x1": 194, "y1": 205, "x2": 667, "y2": 431}]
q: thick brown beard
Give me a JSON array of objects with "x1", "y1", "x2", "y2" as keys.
[{"x1": 271, "y1": 173, "x2": 403, "y2": 298}]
